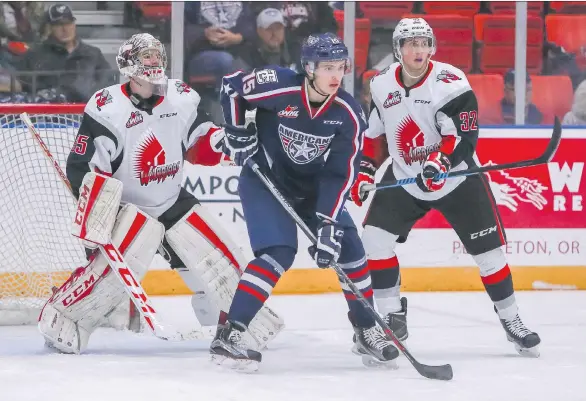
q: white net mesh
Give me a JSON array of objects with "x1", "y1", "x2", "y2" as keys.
[{"x1": 0, "y1": 108, "x2": 87, "y2": 324}]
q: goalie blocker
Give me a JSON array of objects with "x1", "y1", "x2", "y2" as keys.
[{"x1": 39, "y1": 172, "x2": 284, "y2": 353}]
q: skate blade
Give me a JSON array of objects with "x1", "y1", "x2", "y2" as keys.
[
  {"x1": 513, "y1": 343, "x2": 540, "y2": 358},
  {"x1": 210, "y1": 353, "x2": 259, "y2": 373},
  {"x1": 361, "y1": 354, "x2": 399, "y2": 370}
]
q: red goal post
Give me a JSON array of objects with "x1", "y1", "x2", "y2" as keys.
[{"x1": 0, "y1": 104, "x2": 93, "y2": 324}]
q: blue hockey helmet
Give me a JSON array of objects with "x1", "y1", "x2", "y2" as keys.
[{"x1": 300, "y1": 33, "x2": 352, "y2": 75}]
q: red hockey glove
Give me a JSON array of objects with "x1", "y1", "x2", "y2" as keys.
[
  {"x1": 350, "y1": 159, "x2": 376, "y2": 206},
  {"x1": 418, "y1": 151, "x2": 451, "y2": 192}
]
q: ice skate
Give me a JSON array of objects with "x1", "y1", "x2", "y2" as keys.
[
  {"x1": 382, "y1": 297, "x2": 408, "y2": 341},
  {"x1": 496, "y1": 307, "x2": 541, "y2": 357},
  {"x1": 350, "y1": 313, "x2": 399, "y2": 369},
  {"x1": 210, "y1": 320, "x2": 262, "y2": 372}
]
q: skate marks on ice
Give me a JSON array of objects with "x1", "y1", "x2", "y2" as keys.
[{"x1": 0, "y1": 292, "x2": 584, "y2": 401}]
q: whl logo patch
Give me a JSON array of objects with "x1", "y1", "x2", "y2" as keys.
[
  {"x1": 384, "y1": 91, "x2": 401, "y2": 108},
  {"x1": 278, "y1": 124, "x2": 333, "y2": 164},
  {"x1": 278, "y1": 105, "x2": 299, "y2": 118},
  {"x1": 134, "y1": 131, "x2": 180, "y2": 186},
  {"x1": 126, "y1": 111, "x2": 144, "y2": 128}
]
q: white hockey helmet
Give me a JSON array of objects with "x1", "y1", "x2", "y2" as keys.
[
  {"x1": 117, "y1": 33, "x2": 168, "y2": 95},
  {"x1": 393, "y1": 18, "x2": 436, "y2": 63}
]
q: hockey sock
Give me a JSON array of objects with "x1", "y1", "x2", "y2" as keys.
[
  {"x1": 474, "y1": 248, "x2": 518, "y2": 320},
  {"x1": 228, "y1": 246, "x2": 293, "y2": 327},
  {"x1": 339, "y1": 259, "x2": 376, "y2": 328},
  {"x1": 368, "y1": 256, "x2": 402, "y2": 315}
]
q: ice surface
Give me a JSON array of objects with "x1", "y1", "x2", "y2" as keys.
[{"x1": 1, "y1": 291, "x2": 584, "y2": 401}]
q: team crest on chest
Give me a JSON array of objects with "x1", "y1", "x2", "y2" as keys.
[
  {"x1": 278, "y1": 124, "x2": 333, "y2": 164},
  {"x1": 395, "y1": 116, "x2": 440, "y2": 165},
  {"x1": 133, "y1": 130, "x2": 180, "y2": 186}
]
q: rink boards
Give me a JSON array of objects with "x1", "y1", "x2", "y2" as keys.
[{"x1": 4, "y1": 127, "x2": 585, "y2": 295}]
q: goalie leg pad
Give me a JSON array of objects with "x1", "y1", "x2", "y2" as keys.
[
  {"x1": 165, "y1": 204, "x2": 285, "y2": 350},
  {"x1": 71, "y1": 172, "x2": 123, "y2": 246},
  {"x1": 39, "y1": 204, "x2": 165, "y2": 353}
]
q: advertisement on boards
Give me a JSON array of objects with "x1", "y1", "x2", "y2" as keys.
[{"x1": 179, "y1": 128, "x2": 585, "y2": 269}]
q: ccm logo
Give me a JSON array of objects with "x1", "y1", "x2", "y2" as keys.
[
  {"x1": 62, "y1": 273, "x2": 97, "y2": 307},
  {"x1": 160, "y1": 112, "x2": 177, "y2": 118},
  {"x1": 470, "y1": 225, "x2": 497, "y2": 239},
  {"x1": 324, "y1": 120, "x2": 342, "y2": 125},
  {"x1": 414, "y1": 100, "x2": 431, "y2": 104},
  {"x1": 74, "y1": 184, "x2": 91, "y2": 225}
]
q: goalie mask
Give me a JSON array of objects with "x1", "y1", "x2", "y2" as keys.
[{"x1": 117, "y1": 33, "x2": 168, "y2": 96}]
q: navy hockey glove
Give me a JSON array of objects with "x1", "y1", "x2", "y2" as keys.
[
  {"x1": 309, "y1": 219, "x2": 344, "y2": 268},
  {"x1": 222, "y1": 123, "x2": 258, "y2": 166},
  {"x1": 417, "y1": 151, "x2": 451, "y2": 192}
]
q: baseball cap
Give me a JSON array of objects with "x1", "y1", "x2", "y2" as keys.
[
  {"x1": 256, "y1": 8, "x2": 285, "y2": 29},
  {"x1": 504, "y1": 69, "x2": 531, "y2": 86},
  {"x1": 47, "y1": 4, "x2": 76, "y2": 24}
]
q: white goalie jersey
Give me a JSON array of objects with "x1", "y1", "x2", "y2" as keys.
[
  {"x1": 367, "y1": 60, "x2": 481, "y2": 201},
  {"x1": 67, "y1": 79, "x2": 219, "y2": 218}
]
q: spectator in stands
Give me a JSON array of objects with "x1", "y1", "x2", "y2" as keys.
[
  {"x1": 16, "y1": 4, "x2": 114, "y2": 103},
  {"x1": 0, "y1": 2, "x2": 44, "y2": 43},
  {"x1": 251, "y1": 2, "x2": 338, "y2": 62},
  {"x1": 184, "y1": 2, "x2": 254, "y2": 87},
  {"x1": 562, "y1": 80, "x2": 586, "y2": 126},
  {"x1": 237, "y1": 8, "x2": 294, "y2": 71},
  {"x1": 501, "y1": 69, "x2": 543, "y2": 125}
]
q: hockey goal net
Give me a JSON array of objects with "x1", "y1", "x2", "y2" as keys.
[{"x1": 0, "y1": 104, "x2": 89, "y2": 324}]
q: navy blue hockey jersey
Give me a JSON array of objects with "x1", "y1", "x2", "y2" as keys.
[{"x1": 220, "y1": 66, "x2": 367, "y2": 222}]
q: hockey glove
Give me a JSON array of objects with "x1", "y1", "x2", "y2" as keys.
[
  {"x1": 222, "y1": 123, "x2": 258, "y2": 166},
  {"x1": 350, "y1": 159, "x2": 376, "y2": 206},
  {"x1": 417, "y1": 151, "x2": 452, "y2": 192},
  {"x1": 309, "y1": 219, "x2": 344, "y2": 268}
]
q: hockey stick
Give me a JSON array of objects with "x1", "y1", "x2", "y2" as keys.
[
  {"x1": 246, "y1": 159, "x2": 453, "y2": 381},
  {"x1": 21, "y1": 112, "x2": 203, "y2": 342},
  {"x1": 362, "y1": 117, "x2": 562, "y2": 193}
]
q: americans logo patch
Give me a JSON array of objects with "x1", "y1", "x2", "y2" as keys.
[{"x1": 278, "y1": 124, "x2": 333, "y2": 164}]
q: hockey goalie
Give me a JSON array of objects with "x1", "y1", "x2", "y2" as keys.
[{"x1": 38, "y1": 33, "x2": 284, "y2": 354}]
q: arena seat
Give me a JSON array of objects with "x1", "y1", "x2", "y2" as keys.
[
  {"x1": 422, "y1": 2, "x2": 480, "y2": 16},
  {"x1": 549, "y1": 1, "x2": 586, "y2": 13},
  {"x1": 546, "y1": 15, "x2": 586, "y2": 69},
  {"x1": 359, "y1": 2, "x2": 414, "y2": 23},
  {"x1": 467, "y1": 74, "x2": 505, "y2": 125},
  {"x1": 530, "y1": 75, "x2": 573, "y2": 124},
  {"x1": 475, "y1": 14, "x2": 543, "y2": 74},
  {"x1": 488, "y1": 2, "x2": 544, "y2": 15}
]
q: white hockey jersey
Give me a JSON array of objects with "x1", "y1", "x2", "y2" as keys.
[
  {"x1": 367, "y1": 60, "x2": 480, "y2": 201},
  {"x1": 66, "y1": 79, "x2": 218, "y2": 218}
]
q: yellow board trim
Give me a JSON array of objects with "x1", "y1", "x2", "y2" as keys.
[{"x1": 3, "y1": 267, "x2": 584, "y2": 298}]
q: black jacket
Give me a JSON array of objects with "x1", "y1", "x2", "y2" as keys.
[{"x1": 17, "y1": 36, "x2": 116, "y2": 102}]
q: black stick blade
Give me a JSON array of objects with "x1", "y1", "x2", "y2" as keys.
[{"x1": 415, "y1": 362, "x2": 454, "y2": 381}]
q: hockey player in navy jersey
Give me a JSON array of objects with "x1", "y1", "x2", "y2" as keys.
[{"x1": 209, "y1": 33, "x2": 399, "y2": 371}]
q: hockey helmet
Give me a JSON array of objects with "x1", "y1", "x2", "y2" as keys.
[
  {"x1": 392, "y1": 18, "x2": 436, "y2": 63},
  {"x1": 117, "y1": 33, "x2": 168, "y2": 95},
  {"x1": 300, "y1": 32, "x2": 352, "y2": 75}
]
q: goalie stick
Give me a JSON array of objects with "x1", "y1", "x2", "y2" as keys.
[
  {"x1": 246, "y1": 158, "x2": 454, "y2": 381},
  {"x1": 362, "y1": 117, "x2": 563, "y2": 193},
  {"x1": 21, "y1": 112, "x2": 203, "y2": 342}
]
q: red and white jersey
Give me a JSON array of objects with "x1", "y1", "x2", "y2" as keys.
[
  {"x1": 66, "y1": 79, "x2": 218, "y2": 218},
  {"x1": 367, "y1": 60, "x2": 480, "y2": 200}
]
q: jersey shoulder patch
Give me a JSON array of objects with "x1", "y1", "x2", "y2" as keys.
[
  {"x1": 165, "y1": 79, "x2": 202, "y2": 118},
  {"x1": 85, "y1": 84, "x2": 126, "y2": 120},
  {"x1": 430, "y1": 61, "x2": 472, "y2": 104}
]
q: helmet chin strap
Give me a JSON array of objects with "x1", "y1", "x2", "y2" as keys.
[
  {"x1": 400, "y1": 57, "x2": 431, "y2": 80},
  {"x1": 308, "y1": 73, "x2": 329, "y2": 98}
]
